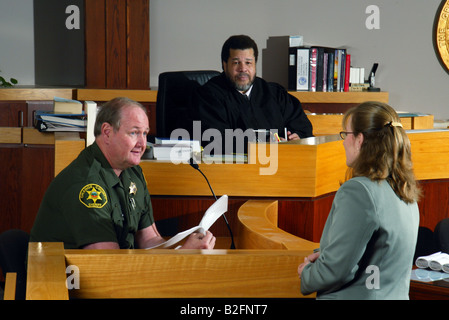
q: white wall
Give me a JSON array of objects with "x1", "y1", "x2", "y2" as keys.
[
  {"x1": 2, "y1": 1, "x2": 449, "y2": 119},
  {"x1": 150, "y1": 0, "x2": 449, "y2": 119},
  {"x1": 0, "y1": 0, "x2": 34, "y2": 85}
]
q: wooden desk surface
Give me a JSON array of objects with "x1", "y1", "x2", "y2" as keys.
[{"x1": 141, "y1": 136, "x2": 347, "y2": 198}]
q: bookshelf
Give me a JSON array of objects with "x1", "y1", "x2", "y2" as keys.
[
  {"x1": 0, "y1": 88, "x2": 387, "y2": 105},
  {"x1": 288, "y1": 91, "x2": 389, "y2": 104}
]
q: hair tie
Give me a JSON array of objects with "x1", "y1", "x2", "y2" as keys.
[{"x1": 385, "y1": 121, "x2": 403, "y2": 128}]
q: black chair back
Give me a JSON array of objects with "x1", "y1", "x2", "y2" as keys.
[
  {"x1": 0, "y1": 229, "x2": 29, "y2": 300},
  {"x1": 156, "y1": 70, "x2": 220, "y2": 138},
  {"x1": 435, "y1": 218, "x2": 449, "y2": 254}
]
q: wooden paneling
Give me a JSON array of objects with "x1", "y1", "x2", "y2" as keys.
[
  {"x1": 20, "y1": 145, "x2": 55, "y2": 232},
  {"x1": 0, "y1": 145, "x2": 23, "y2": 233},
  {"x1": 417, "y1": 179, "x2": 449, "y2": 231},
  {"x1": 0, "y1": 142, "x2": 54, "y2": 234},
  {"x1": 409, "y1": 131, "x2": 449, "y2": 180},
  {"x1": 0, "y1": 89, "x2": 75, "y2": 101},
  {"x1": 84, "y1": 0, "x2": 149, "y2": 89},
  {"x1": 54, "y1": 133, "x2": 85, "y2": 176},
  {"x1": 106, "y1": 0, "x2": 127, "y2": 88},
  {"x1": 76, "y1": 89, "x2": 157, "y2": 102},
  {"x1": 236, "y1": 200, "x2": 318, "y2": 251},
  {"x1": 127, "y1": 0, "x2": 150, "y2": 89},
  {"x1": 85, "y1": 0, "x2": 106, "y2": 88},
  {"x1": 0, "y1": 102, "x2": 26, "y2": 127},
  {"x1": 0, "y1": 127, "x2": 22, "y2": 143}
]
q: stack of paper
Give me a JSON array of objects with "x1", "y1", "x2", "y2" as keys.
[
  {"x1": 35, "y1": 97, "x2": 88, "y2": 132},
  {"x1": 35, "y1": 111, "x2": 86, "y2": 132},
  {"x1": 147, "y1": 138, "x2": 201, "y2": 162},
  {"x1": 150, "y1": 144, "x2": 192, "y2": 161}
]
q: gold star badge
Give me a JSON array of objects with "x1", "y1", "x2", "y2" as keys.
[
  {"x1": 129, "y1": 182, "x2": 137, "y2": 195},
  {"x1": 87, "y1": 186, "x2": 102, "y2": 203}
]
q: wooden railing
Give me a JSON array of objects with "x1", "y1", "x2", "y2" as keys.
[{"x1": 25, "y1": 200, "x2": 318, "y2": 300}]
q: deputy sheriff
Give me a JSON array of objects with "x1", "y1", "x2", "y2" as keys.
[{"x1": 30, "y1": 97, "x2": 216, "y2": 250}]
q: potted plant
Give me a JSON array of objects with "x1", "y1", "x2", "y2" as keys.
[{"x1": 0, "y1": 70, "x2": 18, "y2": 87}]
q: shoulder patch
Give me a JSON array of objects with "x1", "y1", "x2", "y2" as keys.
[{"x1": 79, "y1": 184, "x2": 108, "y2": 208}]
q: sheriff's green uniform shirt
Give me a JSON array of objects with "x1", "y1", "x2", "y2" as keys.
[{"x1": 30, "y1": 142, "x2": 154, "y2": 249}]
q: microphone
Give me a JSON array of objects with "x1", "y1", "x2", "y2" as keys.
[{"x1": 189, "y1": 158, "x2": 235, "y2": 249}]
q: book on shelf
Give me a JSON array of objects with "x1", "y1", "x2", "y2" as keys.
[
  {"x1": 335, "y1": 48, "x2": 347, "y2": 92},
  {"x1": 344, "y1": 54, "x2": 351, "y2": 92},
  {"x1": 145, "y1": 195, "x2": 228, "y2": 249},
  {"x1": 288, "y1": 47, "x2": 310, "y2": 91},
  {"x1": 53, "y1": 97, "x2": 83, "y2": 114},
  {"x1": 288, "y1": 46, "x2": 350, "y2": 92},
  {"x1": 309, "y1": 47, "x2": 319, "y2": 92}
]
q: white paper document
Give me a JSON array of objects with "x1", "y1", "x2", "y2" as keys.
[{"x1": 146, "y1": 195, "x2": 228, "y2": 249}]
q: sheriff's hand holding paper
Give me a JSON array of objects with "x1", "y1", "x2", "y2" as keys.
[{"x1": 146, "y1": 195, "x2": 228, "y2": 249}]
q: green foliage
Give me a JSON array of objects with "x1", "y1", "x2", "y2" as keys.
[{"x1": 0, "y1": 70, "x2": 18, "y2": 87}]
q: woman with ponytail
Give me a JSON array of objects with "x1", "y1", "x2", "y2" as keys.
[{"x1": 298, "y1": 102, "x2": 420, "y2": 300}]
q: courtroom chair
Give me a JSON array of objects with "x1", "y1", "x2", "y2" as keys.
[
  {"x1": 434, "y1": 218, "x2": 449, "y2": 254},
  {"x1": 0, "y1": 229, "x2": 29, "y2": 300},
  {"x1": 413, "y1": 226, "x2": 438, "y2": 262},
  {"x1": 156, "y1": 70, "x2": 220, "y2": 138}
]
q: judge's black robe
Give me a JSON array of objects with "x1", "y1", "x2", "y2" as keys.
[{"x1": 192, "y1": 72, "x2": 313, "y2": 153}]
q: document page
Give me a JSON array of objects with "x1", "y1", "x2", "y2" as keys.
[{"x1": 146, "y1": 195, "x2": 228, "y2": 249}]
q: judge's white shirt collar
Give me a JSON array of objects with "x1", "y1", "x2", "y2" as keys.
[{"x1": 238, "y1": 84, "x2": 253, "y2": 98}]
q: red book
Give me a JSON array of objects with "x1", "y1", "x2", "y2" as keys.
[{"x1": 344, "y1": 54, "x2": 351, "y2": 92}]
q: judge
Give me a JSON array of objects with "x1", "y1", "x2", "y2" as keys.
[{"x1": 193, "y1": 35, "x2": 313, "y2": 153}]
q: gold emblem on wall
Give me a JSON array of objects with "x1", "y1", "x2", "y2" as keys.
[{"x1": 436, "y1": 1, "x2": 449, "y2": 72}]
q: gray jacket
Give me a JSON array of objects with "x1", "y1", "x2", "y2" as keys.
[{"x1": 300, "y1": 177, "x2": 419, "y2": 299}]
